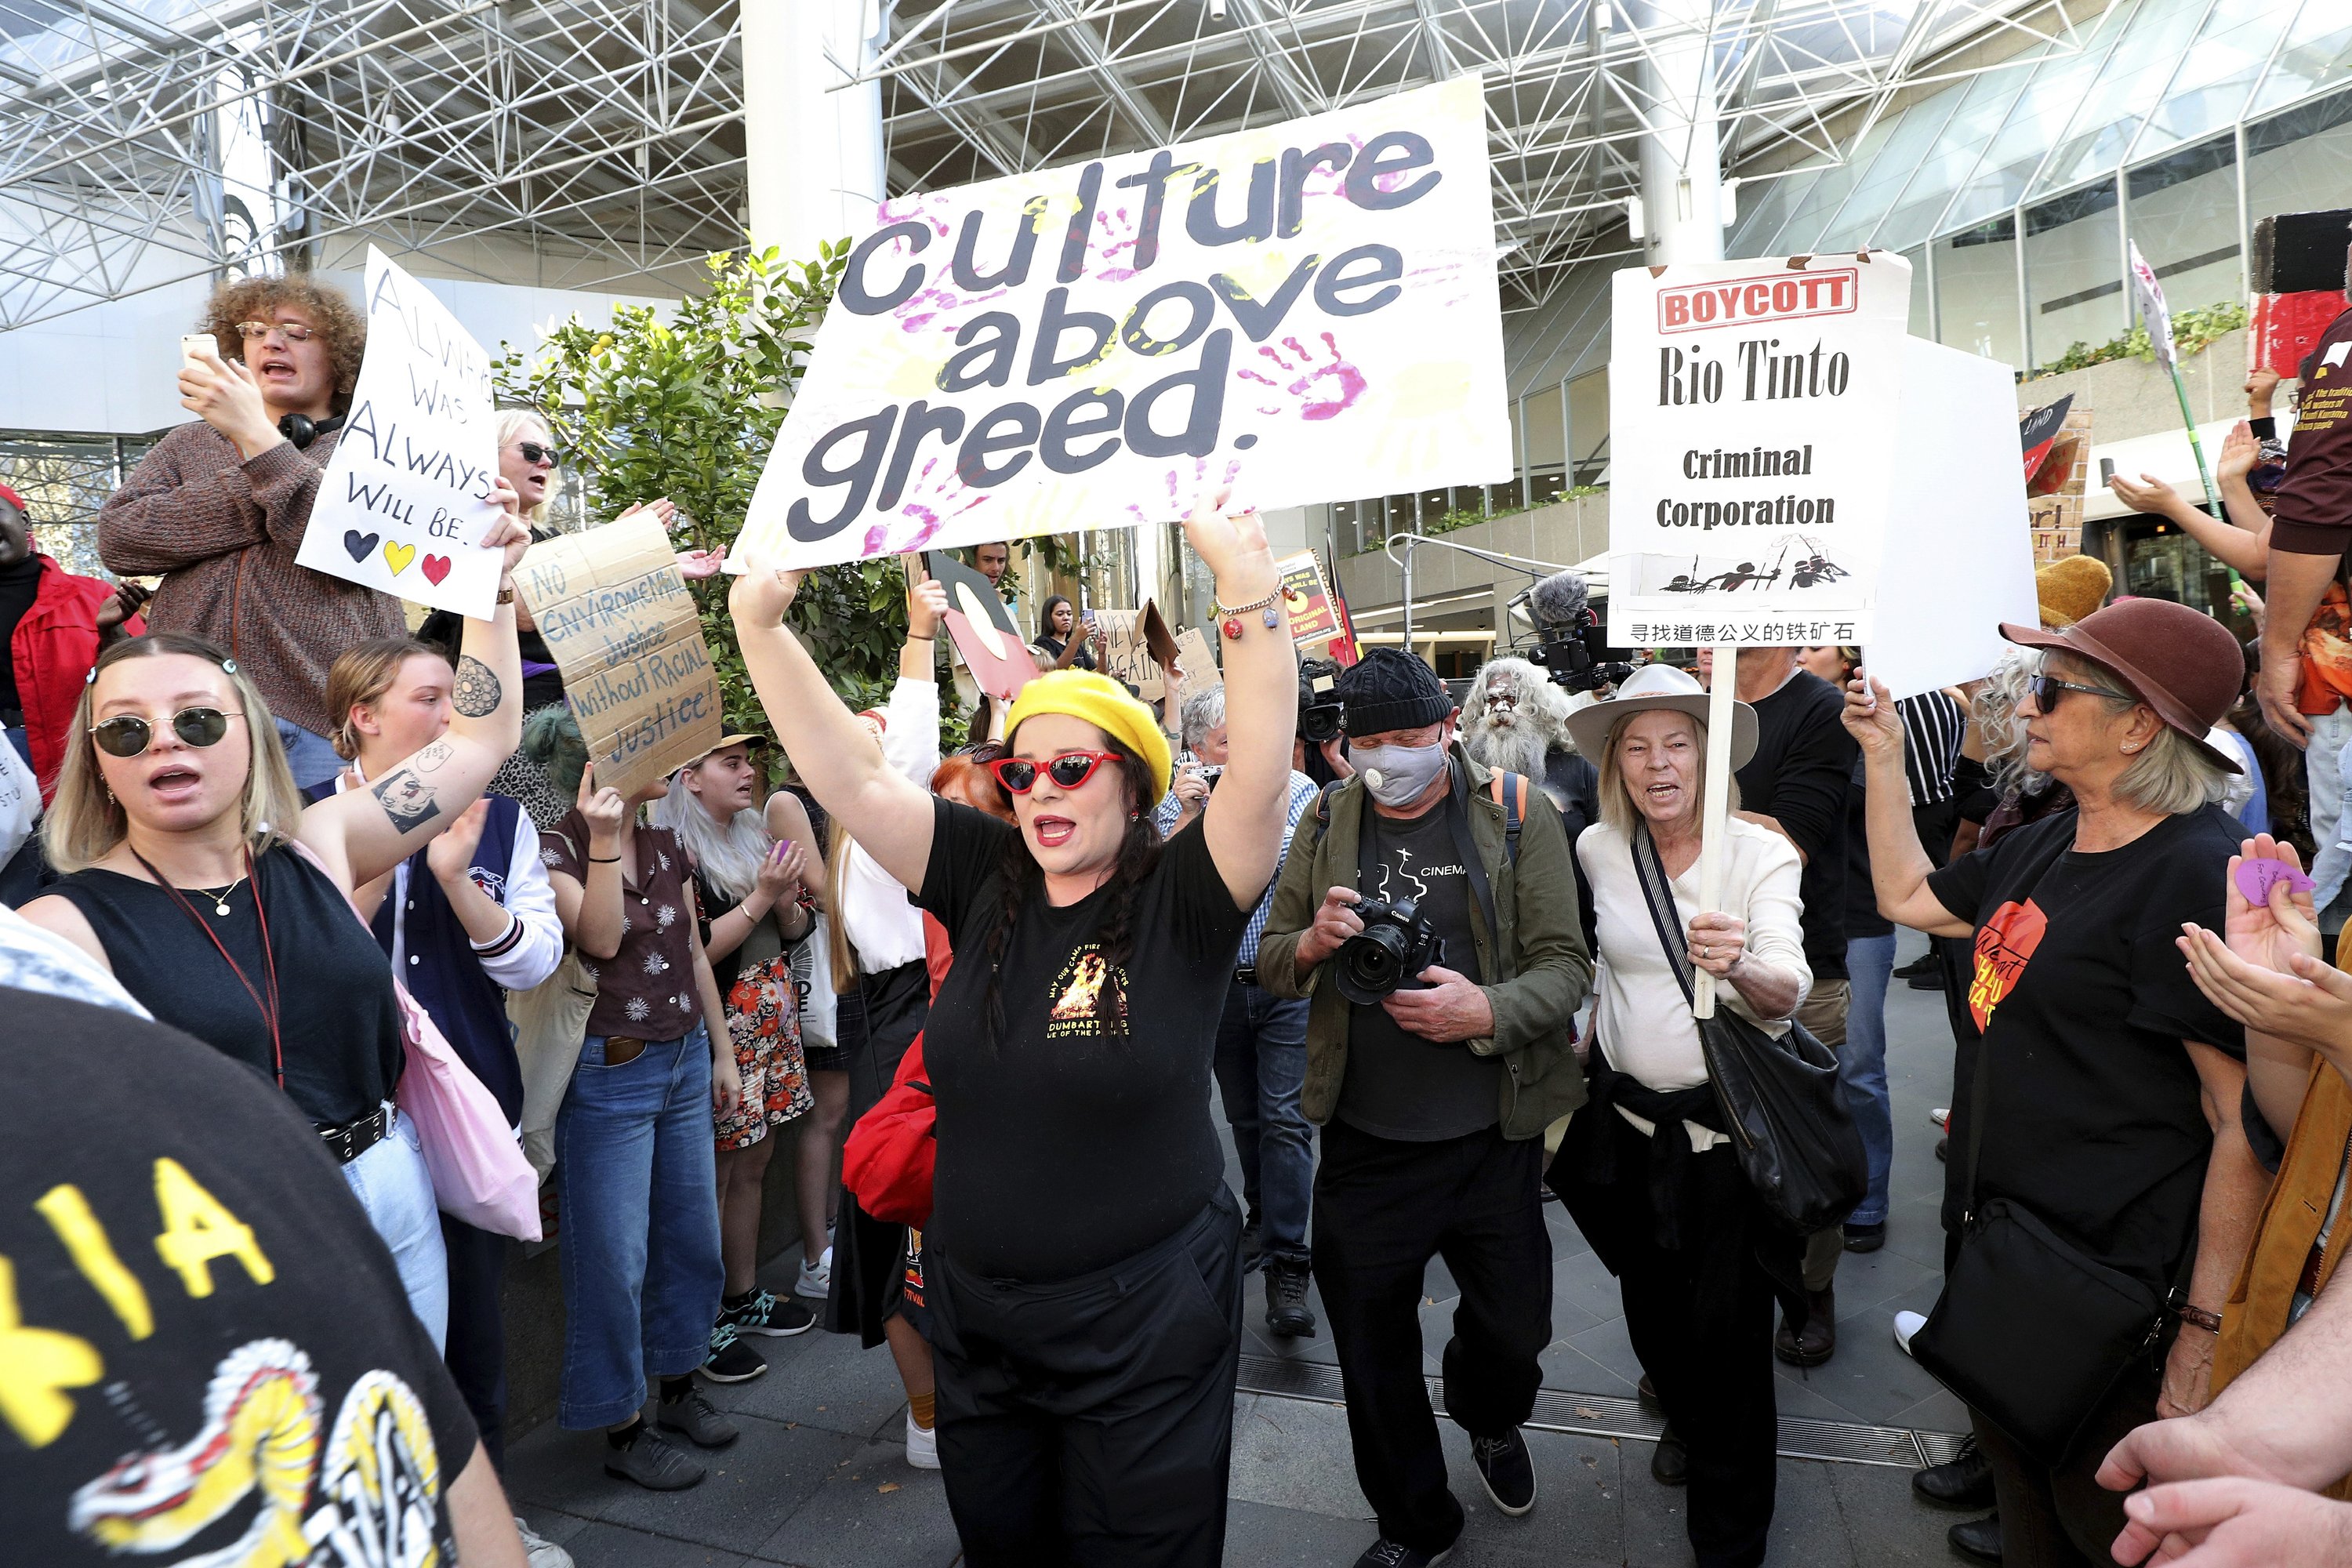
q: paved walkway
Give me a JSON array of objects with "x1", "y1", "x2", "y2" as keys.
[{"x1": 503, "y1": 934, "x2": 1980, "y2": 1565}]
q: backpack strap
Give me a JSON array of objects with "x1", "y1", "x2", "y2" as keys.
[{"x1": 1487, "y1": 770, "x2": 1529, "y2": 865}]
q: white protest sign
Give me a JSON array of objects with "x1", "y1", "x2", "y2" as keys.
[
  {"x1": 296, "y1": 246, "x2": 506, "y2": 616},
  {"x1": 736, "y1": 75, "x2": 1508, "y2": 569},
  {"x1": 1606, "y1": 255, "x2": 1911, "y2": 647},
  {"x1": 512, "y1": 515, "x2": 722, "y2": 799},
  {"x1": 2129, "y1": 239, "x2": 2176, "y2": 371}
]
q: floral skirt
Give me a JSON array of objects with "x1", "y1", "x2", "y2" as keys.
[{"x1": 715, "y1": 952, "x2": 814, "y2": 1151}]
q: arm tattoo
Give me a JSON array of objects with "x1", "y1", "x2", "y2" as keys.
[
  {"x1": 410, "y1": 739, "x2": 454, "y2": 774},
  {"x1": 372, "y1": 768, "x2": 443, "y2": 835},
  {"x1": 452, "y1": 655, "x2": 503, "y2": 718}
]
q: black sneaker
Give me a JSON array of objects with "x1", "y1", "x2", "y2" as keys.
[
  {"x1": 604, "y1": 1425, "x2": 705, "y2": 1490},
  {"x1": 1265, "y1": 1259, "x2": 1317, "y2": 1338},
  {"x1": 720, "y1": 1287, "x2": 817, "y2": 1338},
  {"x1": 657, "y1": 1385, "x2": 740, "y2": 1449},
  {"x1": 699, "y1": 1322, "x2": 768, "y2": 1384},
  {"x1": 1913, "y1": 1437, "x2": 1995, "y2": 1510},
  {"x1": 1353, "y1": 1538, "x2": 1453, "y2": 1567},
  {"x1": 1471, "y1": 1428, "x2": 1535, "y2": 1515},
  {"x1": 1947, "y1": 1512, "x2": 2002, "y2": 1563},
  {"x1": 1842, "y1": 1221, "x2": 1887, "y2": 1254}
]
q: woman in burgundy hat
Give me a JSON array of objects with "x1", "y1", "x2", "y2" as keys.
[{"x1": 1838, "y1": 597, "x2": 2270, "y2": 1568}]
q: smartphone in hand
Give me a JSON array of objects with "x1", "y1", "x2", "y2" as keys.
[{"x1": 180, "y1": 333, "x2": 216, "y2": 368}]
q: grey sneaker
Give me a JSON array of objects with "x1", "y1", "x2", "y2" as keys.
[
  {"x1": 604, "y1": 1426, "x2": 705, "y2": 1490},
  {"x1": 657, "y1": 1385, "x2": 740, "y2": 1449},
  {"x1": 515, "y1": 1516, "x2": 575, "y2": 1568}
]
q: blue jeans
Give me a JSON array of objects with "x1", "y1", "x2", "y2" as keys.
[
  {"x1": 342, "y1": 1107, "x2": 449, "y2": 1350},
  {"x1": 555, "y1": 1026, "x2": 725, "y2": 1428},
  {"x1": 1842, "y1": 935, "x2": 1897, "y2": 1227},
  {"x1": 1213, "y1": 980, "x2": 1314, "y2": 1265},
  {"x1": 274, "y1": 716, "x2": 343, "y2": 790}
]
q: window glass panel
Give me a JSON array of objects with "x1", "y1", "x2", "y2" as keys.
[
  {"x1": 1567, "y1": 370, "x2": 1608, "y2": 487},
  {"x1": 2027, "y1": 182, "x2": 2126, "y2": 367},
  {"x1": 1523, "y1": 383, "x2": 1565, "y2": 505},
  {"x1": 2245, "y1": 89, "x2": 2352, "y2": 261},
  {"x1": 2126, "y1": 136, "x2": 2244, "y2": 321},
  {"x1": 1936, "y1": 214, "x2": 2024, "y2": 368},
  {"x1": 1904, "y1": 246, "x2": 1931, "y2": 337},
  {"x1": 1936, "y1": 38, "x2": 2110, "y2": 240},
  {"x1": 1859, "y1": 71, "x2": 2019, "y2": 251},
  {"x1": 2040, "y1": 0, "x2": 2213, "y2": 191},
  {"x1": 1772, "y1": 116, "x2": 1904, "y2": 254},
  {"x1": 1815, "y1": 83, "x2": 1977, "y2": 250},
  {"x1": 2251, "y1": 0, "x2": 2352, "y2": 115},
  {"x1": 2133, "y1": 0, "x2": 2303, "y2": 162},
  {"x1": 1728, "y1": 166, "x2": 1809, "y2": 260},
  {"x1": 1386, "y1": 495, "x2": 1419, "y2": 536}
]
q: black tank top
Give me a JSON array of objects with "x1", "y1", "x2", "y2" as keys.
[{"x1": 53, "y1": 844, "x2": 407, "y2": 1127}]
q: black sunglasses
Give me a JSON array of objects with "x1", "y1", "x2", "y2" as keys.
[
  {"x1": 2027, "y1": 673, "x2": 2132, "y2": 711},
  {"x1": 514, "y1": 440, "x2": 561, "y2": 468},
  {"x1": 92, "y1": 706, "x2": 241, "y2": 758}
]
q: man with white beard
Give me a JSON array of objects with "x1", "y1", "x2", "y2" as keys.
[{"x1": 1463, "y1": 657, "x2": 1601, "y2": 942}]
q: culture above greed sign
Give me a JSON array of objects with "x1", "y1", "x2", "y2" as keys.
[
  {"x1": 1606, "y1": 254, "x2": 1911, "y2": 646},
  {"x1": 735, "y1": 75, "x2": 1509, "y2": 568}
]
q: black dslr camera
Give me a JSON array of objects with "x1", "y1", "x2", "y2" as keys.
[
  {"x1": 1334, "y1": 896, "x2": 1445, "y2": 1004},
  {"x1": 1298, "y1": 657, "x2": 1345, "y2": 744}
]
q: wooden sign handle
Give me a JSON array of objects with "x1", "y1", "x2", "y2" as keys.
[{"x1": 1693, "y1": 645, "x2": 1738, "y2": 1020}]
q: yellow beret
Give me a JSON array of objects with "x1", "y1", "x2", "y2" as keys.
[
  {"x1": 2035, "y1": 554, "x2": 2112, "y2": 630},
  {"x1": 1004, "y1": 669, "x2": 1173, "y2": 800}
]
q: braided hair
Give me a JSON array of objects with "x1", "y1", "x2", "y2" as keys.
[{"x1": 977, "y1": 732, "x2": 1163, "y2": 1049}]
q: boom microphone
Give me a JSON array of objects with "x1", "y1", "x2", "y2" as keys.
[
  {"x1": 1525, "y1": 570, "x2": 1591, "y2": 633},
  {"x1": 1517, "y1": 570, "x2": 1630, "y2": 694}
]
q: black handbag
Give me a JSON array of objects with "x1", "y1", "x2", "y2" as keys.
[
  {"x1": 1907, "y1": 1021, "x2": 2186, "y2": 1467},
  {"x1": 1629, "y1": 826, "x2": 1867, "y2": 1234}
]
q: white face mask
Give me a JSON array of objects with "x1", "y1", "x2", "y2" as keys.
[{"x1": 1353, "y1": 736, "x2": 1450, "y2": 807}]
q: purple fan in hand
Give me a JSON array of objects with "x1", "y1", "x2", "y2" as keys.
[{"x1": 2234, "y1": 858, "x2": 2315, "y2": 906}]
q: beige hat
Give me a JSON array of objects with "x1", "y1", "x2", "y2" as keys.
[{"x1": 1564, "y1": 662, "x2": 1759, "y2": 769}]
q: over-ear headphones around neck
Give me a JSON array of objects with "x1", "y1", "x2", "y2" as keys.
[{"x1": 277, "y1": 412, "x2": 347, "y2": 451}]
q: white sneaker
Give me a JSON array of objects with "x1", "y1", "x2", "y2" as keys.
[
  {"x1": 1893, "y1": 1310, "x2": 1927, "y2": 1357},
  {"x1": 906, "y1": 1410, "x2": 941, "y2": 1469},
  {"x1": 515, "y1": 1516, "x2": 574, "y2": 1568},
  {"x1": 1929, "y1": 1107, "x2": 1950, "y2": 1129},
  {"x1": 795, "y1": 1246, "x2": 833, "y2": 1300}
]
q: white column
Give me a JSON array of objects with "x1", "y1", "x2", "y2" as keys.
[
  {"x1": 1630, "y1": 0, "x2": 1726, "y2": 267},
  {"x1": 742, "y1": 0, "x2": 888, "y2": 262}
]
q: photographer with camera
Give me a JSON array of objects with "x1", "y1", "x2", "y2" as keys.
[
  {"x1": 1256, "y1": 648, "x2": 1592, "y2": 1568},
  {"x1": 1295, "y1": 657, "x2": 1353, "y2": 786}
]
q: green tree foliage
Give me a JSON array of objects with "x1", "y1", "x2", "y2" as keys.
[{"x1": 2025, "y1": 300, "x2": 2249, "y2": 381}]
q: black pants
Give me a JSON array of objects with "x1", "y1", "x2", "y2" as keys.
[
  {"x1": 439, "y1": 1214, "x2": 509, "y2": 1469},
  {"x1": 1314, "y1": 1119, "x2": 1552, "y2": 1555},
  {"x1": 928, "y1": 1191, "x2": 1243, "y2": 1567},
  {"x1": 1577, "y1": 1112, "x2": 1779, "y2": 1568},
  {"x1": 1970, "y1": 1364, "x2": 2160, "y2": 1568}
]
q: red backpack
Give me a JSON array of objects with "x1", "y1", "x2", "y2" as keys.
[{"x1": 840, "y1": 913, "x2": 953, "y2": 1226}]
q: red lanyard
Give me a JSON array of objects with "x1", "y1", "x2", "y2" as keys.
[{"x1": 132, "y1": 845, "x2": 286, "y2": 1089}]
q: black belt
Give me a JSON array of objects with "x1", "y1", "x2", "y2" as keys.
[
  {"x1": 1233, "y1": 964, "x2": 1257, "y2": 987},
  {"x1": 316, "y1": 1102, "x2": 394, "y2": 1166}
]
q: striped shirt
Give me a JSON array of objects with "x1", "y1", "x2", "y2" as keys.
[
  {"x1": 1900, "y1": 691, "x2": 1966, "y2": 806},
  {"x1": 1156, "y1": 769, "x2": 1320, "y2": 967}
]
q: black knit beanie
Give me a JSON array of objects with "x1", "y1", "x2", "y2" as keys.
[{"x1": 1337, "y1": 647, "x2": 1454, "y2": 737}]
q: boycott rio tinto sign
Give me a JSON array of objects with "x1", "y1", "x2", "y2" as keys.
[{"x1": 1657, "y1": 267, "x2": 1859, "y2": 333}]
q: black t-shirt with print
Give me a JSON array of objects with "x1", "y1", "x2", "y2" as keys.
[
  {"x1": 1, "y1": 989, "x2": 477, "y2": 1565},
  {"x1": 918, "y1": 797, "x2": 1253, "y2": 1281},
  {"x1": 1337, "y1": 795, "x2": 1501, "y2": 1142},
  {"x1": 1927, "y1": 804, "x2": 2246, "y2": 1291}
]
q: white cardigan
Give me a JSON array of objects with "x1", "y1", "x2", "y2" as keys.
[{"x1": 1576, "y1": 815, "x2": 1811, "y2": 1152}]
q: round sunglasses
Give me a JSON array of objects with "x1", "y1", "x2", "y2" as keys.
[
  {"x1": 989, "y1": 750, "x2": 1123, "y2": 794},
  {"x1": 92, "y1": 706, "x2": 242, "y2": 758}
]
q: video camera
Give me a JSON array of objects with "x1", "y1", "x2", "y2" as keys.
[
  {"x1": 1521, "y1": 571, "x2": 1634, "y2": 694},
  {"x1": 1333, "y1": 896, "x2": 1445, "y2": 1004},
  {"x1": 1298, "y1": 658, "x2": 1345, "y2": 744}
]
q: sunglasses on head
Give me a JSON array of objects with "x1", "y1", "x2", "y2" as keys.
[
  {"x1": 2027, "y1": 672, "x2": 2132, "y2": 711},
  {"x1": 92, "y1": 706, "x2": 241, "y2": 758},
  {"x1": 988, "y1": 750, "x2": 1123, "y2": 794},
  {"x1": 514, "y1": 441, "x2": 561, "y2": 468}
]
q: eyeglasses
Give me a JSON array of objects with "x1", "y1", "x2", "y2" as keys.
[
  {"x1": 513, "y1": 441, "x2": 561, "y2": 468},
  {"x1": 234, "y1": 320, "x2": 318, "y2": 343},
  {"x1": 988, "y1": 750, "x2": 1123, "y2": 794},
  {"x1": 91, "y1": 706, "x2": 242, "y2": 758},
  {"x1": 2027, "y1": 673, "x2": 2132, "y2": 712}
]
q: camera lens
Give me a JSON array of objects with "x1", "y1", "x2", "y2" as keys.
[
  {"x1": 1301, "y1": 702, "x2": 1343, "y2": 743},
  {"x1": 1335, "y1": 923, "x2": 1412, "y2": 1004}
]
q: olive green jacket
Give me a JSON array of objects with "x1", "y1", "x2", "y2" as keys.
[{"x1": 1255, "y1": 746, "x2": 1594, "y2": 1139}]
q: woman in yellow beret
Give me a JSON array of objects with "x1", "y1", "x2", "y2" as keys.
[{"x1": 729, "y1": 492, "x2": 1297, "y2": 1568}]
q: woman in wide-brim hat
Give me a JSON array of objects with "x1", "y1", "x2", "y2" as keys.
[
  {"x1": 1556, "y1": 662, "x2": 1812, "y2": 1568},
  {"x1": 1842, "y1": 597, "x2": 2265, "y2": 1566}
]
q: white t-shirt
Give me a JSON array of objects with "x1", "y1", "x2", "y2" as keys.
[{"x1": 838, "y1": 676, "x2": 941, "y2": 974}]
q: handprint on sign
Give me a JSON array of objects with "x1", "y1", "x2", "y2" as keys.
[
  {"x1": 1124, "y1": 457, "x2": 1247, "y2": 528},
  {"x1": 1091, "y1": 205, "x2": 1142, "y2": 283},
  {"x1": 869, "y1": 457, "x2": 985, "y2": 557},
  {"x1": 1237, "y1": 334, "x2": 1368, "y2": 422}
]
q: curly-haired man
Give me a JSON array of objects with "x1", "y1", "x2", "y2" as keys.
[{"x1": 97, "y1": 275, "x2": 403, "y2": 786}]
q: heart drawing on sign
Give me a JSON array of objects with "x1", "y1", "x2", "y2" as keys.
[
  {"x1": 383, "y1": 540, "x2": 416, "y2": 575},
  {"x1": 343, "y1": 531, "x2": 379, "y2": 563},
  {"x1": 421, "y1": 554, "x2": 452, "y2": 586}
]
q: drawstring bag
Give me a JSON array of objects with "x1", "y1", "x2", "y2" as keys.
[
  {"x1": 841, "y1": 1032, "x2": 935, "y2": 1226},
  {"x1": 796, "y1": 913, "x2": 840, "y2": 1051}
]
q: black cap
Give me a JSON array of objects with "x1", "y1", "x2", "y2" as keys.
[{"x1": 1338, "y1": 648, "x2": 1454, "y2": 738}]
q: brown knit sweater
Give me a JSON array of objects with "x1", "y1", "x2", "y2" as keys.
[{"x1": 97, "y1": 420, "x2": 405, "y2": 738}]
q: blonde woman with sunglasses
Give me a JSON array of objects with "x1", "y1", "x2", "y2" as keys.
[{"x1": 17, "y1": 515, "x2": 529, "y2": 1345}]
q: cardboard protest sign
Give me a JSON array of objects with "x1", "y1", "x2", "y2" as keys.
[
  {"x1": 735, "y1": 75, "x2": 1508, "y2": 569},
  {"x1": 513, "y1": 515, "x2": 720, "y2": 798},
  {"x1": 296, "y1": 246, "x2": 506, "y2": 616},
  {"x1": 1096, "y1": 602, "x2": 1179, "y2": 705},
  {"x1": 1173, "y1": 626, "x2": 1221, "y2": 711},
  {"x1": 925, "y1": 550, "x2": 1036, "y2": 701},
  {"x1": 1606, "y1": 254, "x2": 1911, "y2": 647},
  {"x1": 1273, "y1": 549, "x2": 1357, "y2": 666}
]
